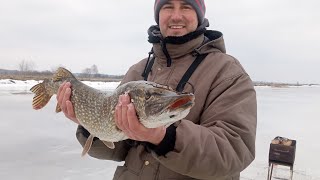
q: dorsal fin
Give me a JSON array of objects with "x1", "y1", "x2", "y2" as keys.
[{"x1": 53, "y1": 67, "x2": 75, "y2": 82}]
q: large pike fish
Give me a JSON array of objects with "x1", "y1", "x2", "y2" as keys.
[{"x1": 30, "y1": 67, "x2": 195, "y2": 156}]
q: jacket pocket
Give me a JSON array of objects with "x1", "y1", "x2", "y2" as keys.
[
  {"x1": 165, "y1": 178, "x2": 196, "y2": 180},
  {"x1": 113, "y1": 166, "x2": 127, "y2": 180},
  {"x1": 113, "y1": 165, "x2": 140, "y2": 180}
]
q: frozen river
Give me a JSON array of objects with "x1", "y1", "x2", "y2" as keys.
[{"x1": 0, "y1": 80, "x2": 319, "y2": 180}]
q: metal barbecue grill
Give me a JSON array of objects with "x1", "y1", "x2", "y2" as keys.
[{"x1": 267, "y1": 137, "x2": 296, "y2": 180}]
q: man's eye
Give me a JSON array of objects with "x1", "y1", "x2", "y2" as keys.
[{"x1": 182, "y1": 5, "x2": 193, "y2": 10}]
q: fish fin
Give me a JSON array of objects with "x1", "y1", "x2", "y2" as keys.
[
  {"x1": 55, "y1": 103, "x2": 62, "y2": 113},
  {"x1": 82, "y1": 134, "x2": 94, "y2": 157},
  {"x1": 30, "y1": 80, "x2": 53, "y2": 110},
  {"x1": 102, "y1": 141, "x2": 115, "y2": 149},
  {"x1": 53, "y1": 67, "x2": 75, "y2": 82}
]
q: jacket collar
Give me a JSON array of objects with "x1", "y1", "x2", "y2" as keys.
[
  {"x1": 147, "y1": 19, "x2": 226, "y2": 66},
  {"x1": 153, "y1": 35, "x2": 205, "y2": 62},
  {"x1": 148, "y1": 19, "x2": 209, "y2": 67}
]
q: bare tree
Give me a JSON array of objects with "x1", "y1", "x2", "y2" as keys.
[
  {"x1": 91, "y1": 64, "x2": 99, "y2": 74},
  {"x1": 81, "y1": 65, "x2": 99, "y2": 78},
  {"x1": 18, "y1": 59, "x2": 35, "y2": 72},
  {"x1": 82, "y1": 67, "x2": 92, "y2": 77},
  {"x1": 18, "y1": 60, "x2": 26, "y2": 71}
]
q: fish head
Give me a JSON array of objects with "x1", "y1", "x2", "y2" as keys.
[{"x1": 127, "y1": 81, "x2": 195, "y2": 128}]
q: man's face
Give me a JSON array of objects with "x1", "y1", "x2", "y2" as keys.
[{"x1": 159, "y1": 0, "x2": 198, "y2": 37}]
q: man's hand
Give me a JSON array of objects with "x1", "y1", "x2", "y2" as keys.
[
  {"x1": 115, "y1": 93, "x2": 166, "y2": 145},
  {"x1": 56, "y1": 81, "x2": 80, "y2": 124}
]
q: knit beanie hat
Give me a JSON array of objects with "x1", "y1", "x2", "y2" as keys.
[{"x1": 154, "y1": 0, "x2": 206, "y2": 25}]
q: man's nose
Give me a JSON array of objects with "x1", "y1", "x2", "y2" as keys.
[{"x1": 170, "y1": 9, "x2": 183, "y2": 21}]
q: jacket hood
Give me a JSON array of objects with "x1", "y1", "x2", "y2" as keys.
[
  {"x1": 199, "y1": 30, "x2": 226, "y2": 54},
  {"x1": 147, "y1": 19, "x2": 226, "y2": 66}
]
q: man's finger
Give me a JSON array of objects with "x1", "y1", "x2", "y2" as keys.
[
  {"x1": 127, "y1": 103, "x2": 146, "y2": 134},
  {"x1": 56, "y1": 81, "x2": 66, "y2": 101},
  {"x1": 120, "y1": 98, "x2": 129, "y2": 131},
  {"x1": 122, "y1": 93, "x2": 131, "y2": 105},
  {"x1": 61, "y1": 87, "x2": 71, "y2": 113},
  {"x1": 66, "y1": 100, "x2": 78, "y2": 123},
  {"x1": 57, "y1": 82, "x2": 67, "y2": 105},
  {"x1": 114, "y1": 104, "x2": 123, "y2": 130}
]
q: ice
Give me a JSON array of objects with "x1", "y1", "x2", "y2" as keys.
[{"x1": 0, "y1": 80, "x2": 319, "y2": 180}]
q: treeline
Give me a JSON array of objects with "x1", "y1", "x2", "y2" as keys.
[
  {"x1": 253, "y1": 81, "x2": 318, "y2": 87},
  {"x1": 0, "y1": 60, "x2": 122, "y2": 81},
  {"x1": 0, "y1": 68, "x2": 124, "y2": 82}
]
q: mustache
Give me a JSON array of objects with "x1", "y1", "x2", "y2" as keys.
[{"x1": 168, "y1": 19, "x2": 186, "y2": 25}]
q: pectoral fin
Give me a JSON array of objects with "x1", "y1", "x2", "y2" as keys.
[
  {"x1": 102, "y1": 140, "x2": 115, "y2": 149},
  {"x1": 82, "y1": 134, "x2": 94, "y2": 157}
]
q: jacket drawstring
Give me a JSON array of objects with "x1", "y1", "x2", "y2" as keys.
[
  {"x1": 160, "y1": 40, "x2": 172, "y2": 67},
  {"x1": 141, "y1": 48, "x2": 154, "y2": 78}
]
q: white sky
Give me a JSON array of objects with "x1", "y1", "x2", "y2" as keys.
[{"x1": 0, "y1": 0, "x2": 319, "y2": 84}]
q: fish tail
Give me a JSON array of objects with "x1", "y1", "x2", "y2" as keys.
[
  {"x1": 30, "y1": 67, "x2": 76, "y2": 111},
  {"x1": 30, "y1": 80, "x2": 53, "y2": 110}
]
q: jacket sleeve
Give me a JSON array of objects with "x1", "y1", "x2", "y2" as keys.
[
  {"x1": 152, "y1": 73, "x2": 257, "y2": 179},
  {"x1": 75, "y1": 59, "x2": 148, "y2": 161}
]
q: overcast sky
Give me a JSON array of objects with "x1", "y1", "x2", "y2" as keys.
[{"x1": 0, "y1": 0, "x2": 319, "y2": 83}]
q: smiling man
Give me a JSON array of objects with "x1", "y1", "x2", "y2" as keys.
[
  {"x1": 57, "y1": 0, "x2": 257, "y2": 179},
  {"x1": 157, "y1": 0, "x2": 199, "y2": 37}
]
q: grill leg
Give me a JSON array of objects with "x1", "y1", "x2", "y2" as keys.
[
  {"x1": 267, "y1": 163, "x2": 270, "y2": 180},
  {"x1": 267, "y1": 163, "x2": 273, "y2": 180},
  {"x1": 289, "y1": 166, "x2": 293, "y2": 180}
]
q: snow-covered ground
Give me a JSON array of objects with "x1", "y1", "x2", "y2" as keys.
[
  {"x1": 0, "y1": 79, "x2": 120, "y2": 94},
  {"x1": 0, "y1": 79, "x2": 319, "y2": 180}
]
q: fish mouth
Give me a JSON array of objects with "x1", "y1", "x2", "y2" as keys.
[
  {"x1": 141, "y1": 93, "x2": 195, "y2": 128},
  {"x1": 168, "y1": 94, "x2": 194, "y2": 111}
]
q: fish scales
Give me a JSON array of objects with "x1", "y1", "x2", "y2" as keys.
[{"x1": 30, "y1": 67, "x2": 195, "y2": 156}]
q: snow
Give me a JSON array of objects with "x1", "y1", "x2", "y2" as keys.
[
  {"x1": 0, "y1": 79, "x2": 319, "y2": 180},
  {"x1": 0, "y1": 79, "x2": 120, "y2": 94}
]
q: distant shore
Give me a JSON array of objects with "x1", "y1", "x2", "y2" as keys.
[
  {"x1": 0, "y1": 69, "x2": 319, "y2": 87},
  {"x1": 0, "y1": 74, "x2": 122, "y2": 82},
  {"x1": 0, "y1": 70, "x2": 123, "y2": 82}
]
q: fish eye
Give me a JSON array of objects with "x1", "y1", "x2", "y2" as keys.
[
  {"x1": 145, "y1": 92, "x2": 152, "y2": 100},
  {"x1": 155, "y1": 91, "x2": 163, "y2": 95}
]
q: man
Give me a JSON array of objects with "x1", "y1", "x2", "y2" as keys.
[{"x1": 57, "y1": 0, "x2": 257, "y2": 179}]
